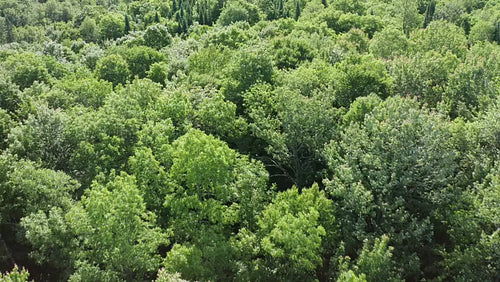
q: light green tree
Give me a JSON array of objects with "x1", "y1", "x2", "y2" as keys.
[
  {"x1": 118, "y1": 46, "x2": 165, "y2": 78},
  {"x1": 244, "y1": 84, "x2": 341, "y2": 187},
  {"x1": 0, "y1": 109, "x2": 13, "y2": 149},
  {"x1": 332, "y1": 55, "x2": 391, "y2": 108},
  {"x1": 147, "y1": 62, "x2": 169, "y2": 86},
  {"x1": 369, "y1": 27, "x2": 409, "y2": 59},
  {"x1": 68, "y1": 173, "x2": 167, "y2": 281},
  {"x1": 222, "y1": 46, "x2": 274, "y2": 107},
  {"x1": 161, "y1": 129, "x2": 269, "y2": 281},
  {"x1": 217, "y1": 0, "x2": 261, "y2": 26},
  {"x1": 324, "y1": 96, "x2": 458, "y2": 279},
  {"x1": 95, "y1": 54, "x2": 130, "y2": 86},
  {"x1": 233, "y1": 184, "x2": 336, "y2": 281},
  {"x1": 23, "y1": 173, "x2": 168, "y2": 281},
  {"x1": 443, "y1": 153, "x2": 500, "y2": 280},
  {"x1": 390, "y1": 50, "x2": 460, "y2": 108},
  {"x1": 143, "y1": 24, "x2": 172, "y2": 49},
  {"x1": 3, "y1": 52, "x2": 50, "y2": 90},
  {"x1": 8, "y1": 104, "x2": 72, "y2": 170},
  {"x1": 99, "y1": 13, "x2": 125, "y2": 40},
  {"x1": 394, "y1": 0, "x2": 422, "y2": 36},
  {"x1": 0, "y1": 265, "x2": 30, "y2": 282},
  {"x1": 410, "y1": 20, "x2": 468, "y2": 57},
  {"x1": 0, "y1": 154, "x2": 78, "y2": 225}
]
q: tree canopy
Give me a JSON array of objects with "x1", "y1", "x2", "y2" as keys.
[{"x1": 0, "y1": 0, "x2": 499, "y2": 281}]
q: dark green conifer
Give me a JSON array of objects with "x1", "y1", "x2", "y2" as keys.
[
  {"x1": 294, "y1": 0, "x2": 301, "y2": 21},
  {"x1": 124, "y1": 14, "x2": 130, "y2": 34},
  {"x1": 495, "y1": 21, "x2": 500, "y2": 43},
  {"x1": 423, "y1": 0, "x2": 435, "y2": 28},
  {"x1": 279, "y1": 0, "x2": 284, "y2": 18}
]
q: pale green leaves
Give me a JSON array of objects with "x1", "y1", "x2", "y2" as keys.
[{"x1": 235, "y1": 184, "x2": 335, "y2": 280}]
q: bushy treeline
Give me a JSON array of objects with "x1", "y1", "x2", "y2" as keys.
[{"x1": 0, "y1": 0, "x2": 499, "y2": 281}]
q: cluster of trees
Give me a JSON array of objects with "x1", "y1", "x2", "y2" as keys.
[{"x1": 0, "y1": 0, "x2": 499, "y2": 281}]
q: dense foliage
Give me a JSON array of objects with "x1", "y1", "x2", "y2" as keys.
[{"x1": 0, "y1": 0, "x2": 499, "y2": 281}]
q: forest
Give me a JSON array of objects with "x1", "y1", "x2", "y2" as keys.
[{"x1": 0, "y1": 0, "x2": 499, "y2": 281}]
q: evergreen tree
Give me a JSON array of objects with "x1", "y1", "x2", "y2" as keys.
[
  {"x1": 279, "y1": 0, "x2": 284, "y2": 18},
  {"x1": 125, "y1": 14, "x2": 130, "y2": 34},
  {"x1": 423, "y1": 0, "x2": 435, "y2": 28},
  {"x1": 495, "y1": 21, "x2": 500, "y2": 43},
  {"x1": 173, "y1": 0, "x2": 177, "y2": 13},
  {"x1": 294, "y1": 0, "x2": 300, "y2": 21}
]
